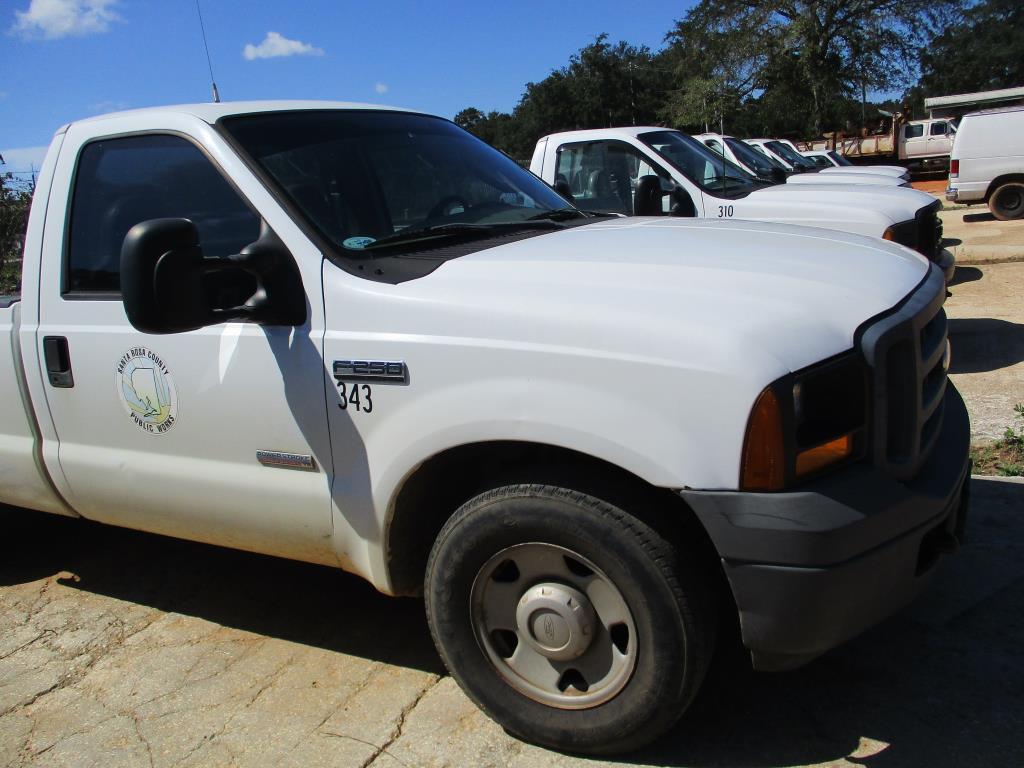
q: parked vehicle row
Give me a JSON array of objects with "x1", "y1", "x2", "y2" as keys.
[
  {"x1": 696, "y1": 133, "x2": 908, "y2": 187},
  {"x1": 4, "y1": 101, "x2": 969, "y2": 755},
  {"x1": 531, "y1": 127, "x2": 954, "y2": 281}
]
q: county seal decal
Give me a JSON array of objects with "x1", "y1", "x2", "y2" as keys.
[{"x1": 115, "y1": 347, "x2": 178, "y2": 434}]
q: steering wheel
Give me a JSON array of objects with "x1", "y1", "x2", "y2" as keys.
[{"x1": 427, "y1": 195, "x2": 471, "y2": 220}]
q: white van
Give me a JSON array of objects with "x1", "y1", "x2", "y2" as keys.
[{"x1": 946, "y1": 105, "x2": 1024, "y2": 220}]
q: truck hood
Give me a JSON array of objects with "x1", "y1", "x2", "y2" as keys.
[
  {"x1": 746, "y1": 183, "x2": 935, "y2": 223},
  {"x1": 820, "y1": 165, "x2": 908, "y2": 178},
  {"x1": 401, "y1": 217, "x2": 930, "y2": 377},
  {"x1": 785, "y1": 173, "x2": 905, "y2": 187}
]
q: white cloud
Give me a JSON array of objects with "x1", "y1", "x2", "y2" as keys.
[
  {"x1": 89, "y1": 99, "x2": 129, "y2": 113},
  {"x1": 374, "y1": 82, "x2": 389, "y2": 95},
  {"x1": 243, "y1": 31, "x2": 324, "y2": 61},
  {"x1": 1, "y1": 146, "x2": 50, "y2": 174},
  {"x1": 12, "y1": 0, "x2": 119, "y2": 40}
]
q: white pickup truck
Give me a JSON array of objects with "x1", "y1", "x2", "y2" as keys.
[
  {"x1": 4, "y1": 101, "x2": 970, "y2": 755},
  {"x1": 697, "y1": 133, "x2": 908, "y2": 187},
  {"x1": 801, "y1": 149, "x2": 910, "y2": 180},
  {"x1": 532, "y1": 128, "x2": 954, "y2": 281}
]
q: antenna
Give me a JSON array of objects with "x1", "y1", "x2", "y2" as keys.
[{"x1": 195, "y1": 0, "x2": 220, "y2": 103}]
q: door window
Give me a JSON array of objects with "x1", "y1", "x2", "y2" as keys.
[
  {"x1": 929, "y1": 122, "x2": 948, "y2": 136},
  {"x1": 65, "y1": 134, "x2": 260, "y2": 294},
  {"x1": 555, "y1": 141, "x2": 668, "y2": 215},
  {"x1": 904, "y1": 124, "x2": 925, "y2": 139}
]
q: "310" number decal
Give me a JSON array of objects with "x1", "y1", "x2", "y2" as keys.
[{"x1": 717, "y1": 205, "x2": 734, "y2": 218}]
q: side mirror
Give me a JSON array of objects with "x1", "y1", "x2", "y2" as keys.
[
  {"x1": 552, "y1": 177, "x2": 574, "y2": 202},
  {"x1": 634, "y1": 175, "x2": 668, "y2": 216},
  {"x1": 669, "y1": 185, "x2": 697, "y2": 218},
  {"x1": 771, "y1": 167, "x2": 788, "y2": 184},
  {"x1": 120, "y1": 218, "x2": 306, "y2": 334}
]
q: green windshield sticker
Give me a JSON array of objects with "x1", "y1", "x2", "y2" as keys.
[{"x1": 343, "y1": 236, "x2": 376, "y2": 249}]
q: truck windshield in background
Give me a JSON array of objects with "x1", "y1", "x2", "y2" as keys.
[
  {"x1": 766, "y1": 140, "x2": 817, "y2": 171},
  {"x1": 639, "y1": 131, "x2": 768, "y2": 199},
  {"x1": 221, "y1": 111, "x2": 572, "y2": 255},
  {"x1": 725, "y1": 137, "x2": 788, "y2": 177},
  {"x1": 827, "y1": 150, "x2": 852, "y2": 166}
]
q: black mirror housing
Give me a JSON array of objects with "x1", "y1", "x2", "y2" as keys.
[
  {"x1": 669, "y1": 185, "x2": 697, "y2": 218},
  {"x1": 120, "y1": 218, "x2": 306, "y2": 335},
  {"x1": 121, "y1": 218, "x2": 208, "y2": 334}
]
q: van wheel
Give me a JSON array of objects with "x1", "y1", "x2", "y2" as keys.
[
  {"x1": 989, "y1": 182, "x2": 1024, "y2": 220},
  {"x1": 424, "y1": 484, "x2": 714, "y2": 755}
]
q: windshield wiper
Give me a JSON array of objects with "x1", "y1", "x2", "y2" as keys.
[
  {"x1": 704, "y1": 175, "x2": 750, "y2": 186},
  {"x1": 363, "y1": 223, "x2": 496, "y2": 250},
  {"x1": 527, "y1": 207, "x2": 588, "y2": 221},
  {"x1": 364, "y1": 219, "x2": 568, "y2": 251}
]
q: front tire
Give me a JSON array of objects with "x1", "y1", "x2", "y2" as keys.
[
  {"x1": 989, "y1": 182, "x2": 1024, "y2": 220},
  {"x1": 424, "y1": 484, "x2": 715, "y2": 755}
]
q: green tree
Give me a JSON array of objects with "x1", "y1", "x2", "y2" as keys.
[
  {"x1": 911, "y1": 0, "x2": 1024, "y2": 102},
  {"x1": 0, "y1": 172, "x2": 34, "y2": 296},
  {"x1": 663, "y1": 0, "x2": 963, "y2": 136},
  {"x1": 454, "y1": 35, "x2": 672, "y2": 160}
]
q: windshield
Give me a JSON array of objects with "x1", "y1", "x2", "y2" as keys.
[
  {"x1": 724, "y1": 137, "x2": 786, "y2": 175},
  {"x1": 827, "y1": 151, "x2": 852, "y2": 166},
  {"x1": 639, "y1": 130, "x2": 765, "y2": 199},
  {"x1": 221, "y1": 111, "x2": 574, "y2": 254},
  {"x1": 766, "y1": 141, "x2": 816, "y2": 170}
]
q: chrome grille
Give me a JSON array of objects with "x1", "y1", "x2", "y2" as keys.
[{"x1": 860, "y1": 267, "x2": 948, "y2": 481}]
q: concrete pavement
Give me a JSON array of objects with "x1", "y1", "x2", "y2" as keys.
[{"x1": 2, "y1": 475, "x2": 1023, "y2": 767}]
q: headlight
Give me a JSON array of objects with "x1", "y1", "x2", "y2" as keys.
[{"x1": 740, "y1": 354, "x2": 867, "y2": 491}]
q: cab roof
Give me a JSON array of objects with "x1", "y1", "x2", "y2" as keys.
[{"x1": 65, "y1": 100, "x2": 419, "y2": 131}]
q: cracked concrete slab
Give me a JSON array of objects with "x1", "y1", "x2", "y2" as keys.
[{"x1": 1, "y1": 476, "x2": 1022, "y2": 767}]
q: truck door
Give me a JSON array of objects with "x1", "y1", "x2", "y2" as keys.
[
  {"x1": 35, "y1": 129, "x2": 337, "y2": 565},
  {"x1": 902, "y1": 123, "x2": 927, "y2": 159},
  {"x1": 553, "y1": 141, "x2": 681, "y2": 215},
  {"x1": 927, "y1": 121, "x2": 953, "y2": 156}
]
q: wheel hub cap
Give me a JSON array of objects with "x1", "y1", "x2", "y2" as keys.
[{"x1": 516, "y1": 583, "x2": 595, "y2": 661}]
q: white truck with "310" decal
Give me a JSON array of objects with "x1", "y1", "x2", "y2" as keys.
[
  {"x1": 531, "y1": 127, "x2": 954, "y2": 282},
  {"x1": 2, "y1": 102, "x2": 969, "y2": 754}
]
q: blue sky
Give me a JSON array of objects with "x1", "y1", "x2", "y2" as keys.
[{"x1": 1, "y1": 0, "x2": 693, "y2": 175}]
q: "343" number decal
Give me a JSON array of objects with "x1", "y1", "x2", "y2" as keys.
[{"x1": 338, "y1": 383, "x2": 373, "y2": 413}]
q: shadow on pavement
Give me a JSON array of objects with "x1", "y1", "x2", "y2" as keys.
[
  {"x1": 0, "y1": 503, "x2": 445, "y2": 676},
  {"x1": 625, "y1": 477, "x2": 1024, "y2": 767},
  {"x1": 963, "y1": 212, "x2": 996, "y2": 224},
  {"x1": 2, "y1": 478, "x2": 1022, "y2": 767},
  {"x1": 948, "y1": 318, "x2": 1024, "y2": 374},
  {"x1": 948, "y1": 265, "x2": 981, "y2": 287}
]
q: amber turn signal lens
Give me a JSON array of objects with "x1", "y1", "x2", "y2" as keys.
[
  {"x1": 740, "y1": 387, "x2": 785, "y2": 491},
  {"x1": 882, "y1": 227, "x2": 895, "y2": 241},
  {"x1": 795, "y1": 434, "x2": 853, "y2": 478}
]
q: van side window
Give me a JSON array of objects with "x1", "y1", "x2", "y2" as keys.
[
  {"x1": 929, "y1": 122, "x2": 948, "y2": 136},
  {"x1": 65, "y1": 134, "x2": 260, "y2": 294},
  {"x1": 904, "y1": 124, "x2": 924, "y2": 139},
  {"x1": 555, "y1": 141, "x2": 667, "y2": 215}
]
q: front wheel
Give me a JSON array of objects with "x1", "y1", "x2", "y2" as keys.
[
  {"x1": 989, "y1": 182, "x2": 1024, "y2": 220},
  {"x1": 424, "y1": 484, "x2": 715, "y2": 754}
]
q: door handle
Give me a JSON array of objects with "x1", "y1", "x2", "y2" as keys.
[{"x1": 43, "y1": 336, "x2": 74, "y2": 388}]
